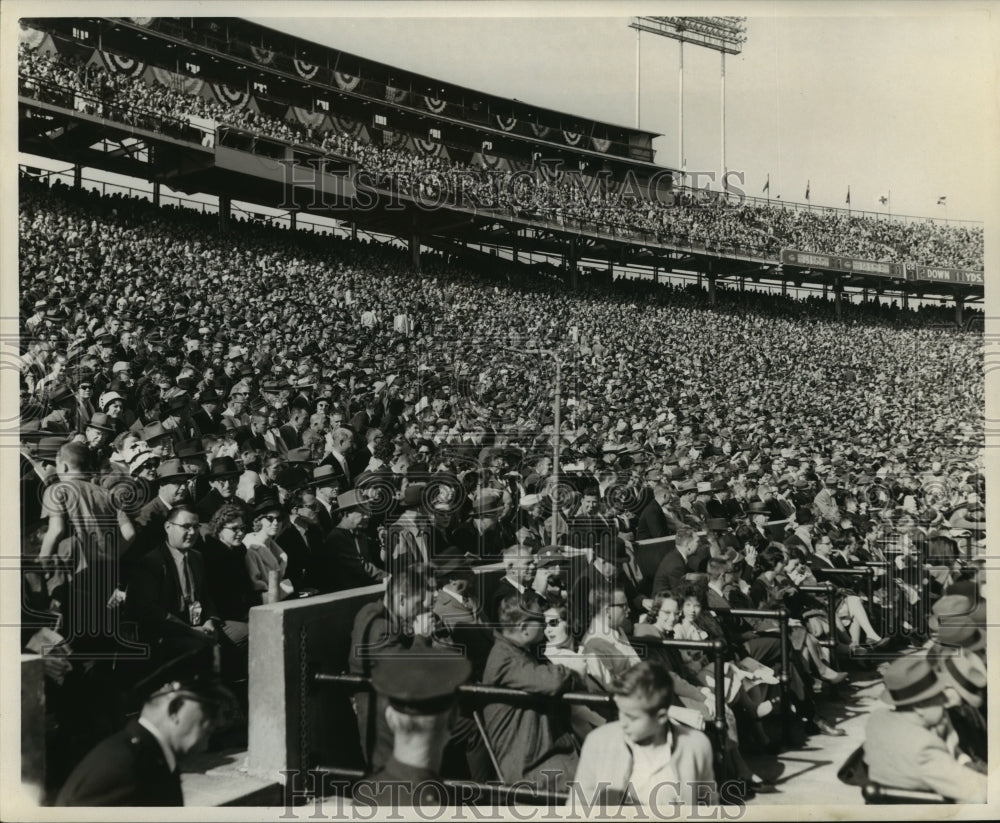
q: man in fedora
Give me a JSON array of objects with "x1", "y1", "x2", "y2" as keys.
[
  {"x1": 131, "y1": 459, "x2": 195, "y2": 555},
  {"x1": 73, "y1": 411, "x2": 116, "y2": 471},
  {"x1": 313, "y1": 490, "x2": 385, "y2": 593},
  {"x1": 191, "y1": 388, "x2": 223, "y2": 436},
  {"x1": 195, "y1": 457, "x2": 244, "y2": 523},
  {"x1": 308, "y1": 464, "x2": 340, "y2": 535},
  {"x1": 451, "y1": 490, "x2": 510, "y2": 563},
  {"x1": 863, "y1": 656, "x2": 986, "y2": 802}
]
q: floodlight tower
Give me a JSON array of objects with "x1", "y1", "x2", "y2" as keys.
[{"x1": 630, "y1": 17, "x2": 747, "y2": 187}]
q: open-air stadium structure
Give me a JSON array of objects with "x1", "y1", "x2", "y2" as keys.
[{"x1": 12, "y1": 12, "x2": 990, "y2": 817}]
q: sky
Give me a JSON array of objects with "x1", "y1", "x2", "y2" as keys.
[{"x1": 250, "y1": 6, "x2": 995, "y2": 223}]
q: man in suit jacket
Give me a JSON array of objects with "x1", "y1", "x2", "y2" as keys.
[
  {"x1": 635, "y1": 483, "x2": 673, "y2": 541},
  {"x1": 319, "y1": 426, "x2": 356, "y2": 490},
  {"x1": 808, "y1": 534, "x2": 843, "y2": 581},
  {"x1": 651, "y1": 528, "x2": 699, "y2": 597},
  {"x1": 864, "y1": 656, "x2": 987, "y2": 802},
  {"x1": 125, "y1": 505, "x2": 218, "y2": 665},
  {"x1": 56, "y1": 648, "x2": 227, "y2": 806},
  {"x1": 313, "y1": 490, "x2": 387, "y2": 593}
]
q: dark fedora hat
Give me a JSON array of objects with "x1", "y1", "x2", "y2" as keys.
[
  {"x1": 87, "y1": 412, "x2": 117, "y2": 434},
  {"x1": 309, "y1": 464, "x2": 341, "y2": 488},
  {"x1": 155, "y1": 458, "x2": 192, "y2": 484},
  {"x1": 208, "y1": 456, "x2": 240, "y2": 478}
]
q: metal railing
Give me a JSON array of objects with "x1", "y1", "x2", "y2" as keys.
[
  {"x1": 314, "y1": 635, "x2": 730, "y2": 800},
  {"x1": 19, "y1": 69, "x2": 984, "y2": 278},
  {"x1": 18, "y1": 74, "x2": 208, "y2": 146}
]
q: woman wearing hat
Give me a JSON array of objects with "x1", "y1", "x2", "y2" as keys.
[
  {"x1": 243, "y1": 492, "x2": 294, "y2": 602},
  {"x1": 863, "y1": 655, "x2": 986, "y2": 802}
]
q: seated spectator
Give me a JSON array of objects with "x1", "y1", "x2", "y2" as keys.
[
  {"x1": 313, "y1": 490, "x2": 387, "y2": 593},
  {"x1": 568, "y1": 538, "x2": 644, "y2": 640},
  {"x1": 482, "y1": 593, "x2": 582, "y2": 792},
  {"x1": 200, "y1": 504, "x2": 258, "y2": 678},
  {"x1": 571, "y1": 661, "x2": 716, "y2": 808},
  {"x1": 489, "y1": 543, "x2": 540, "y2": 622},
  {"x1": 124, "y1": 505, "x2": 218, "y2": 667},
  {"x1": 242, "y1": 489, "x2": 293, "y2": 602},
  {"x1": 578, "y1": 586, "x2": 641, "y2": 689},
  {"x1": 863, "y1": 656, "x2": 987, "y2": 802}
]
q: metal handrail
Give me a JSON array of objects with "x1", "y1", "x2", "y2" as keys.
[
  {"x1": 315, "y1": 635, "x2": 729, "y2": 786},
  {"x1": 798, "y1": 582, "x2": 838, "y2": 649},
  {"x1": 812, "y1": 566, "x2": 876, "y2": 606},
  {"x1": 725, "y1": 606, "x2": 791, "y2": 740}
]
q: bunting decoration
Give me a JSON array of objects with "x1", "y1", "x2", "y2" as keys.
[
  {"x1": 472, "y1": 152, "x2": 511, "y2": 172},
  {"x1": 495, "y1": 115, "x2": 517, "y2": 132},
  {"x1": 531, "y1": 123, "x2": 550, "y2": 139},
  {"x1": 385, "y1": 85, "x2": 408, "y2": 104},
  {"x1": 423, "y1": 95, "x2": 447, "y2": 114},
  {"x1": 414, "y1": 137, "x2": 443, "y2": 157},
  {"x1": 211, "y1": 82, "x2": 251, "y2": 109},
  {"x1": 331, "y1": 114, "x2": 362, "y2": 138},
  {"x1": 99, "y1": 50, "x2": 145, "y2": 78},
  {"x1": 591, "y1": 136, "x2": 611, "y2": 153},
  {"x1": 288, "y1": 106, "x2": 326, "y2": 130},
  {"x1": 149, "y1": 65, "x2": 203, "y2": 95},
  {"x1": 250, "y1": 45, "x2": 275, "y2": 65},
  {"x1": 334, "y1": 71, "x2": 360, "y2": 92},
  {"x1": 293, "y1": 58, "x2": 319, "y2": 80},
  {"x1": 562, "y1": 130, "x2": 582, "y2": 146},
  {"x1": 18, "y1": 24, "x2": 47, "y2": 49},
  {"x1": 381, "y1": 129, "x2": 409, "y2": 150}
]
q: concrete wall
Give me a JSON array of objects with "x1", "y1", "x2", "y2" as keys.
[
  {"x1": 21, "y1": 655, "x2": 46, "y2": 804},
  {"x1": 246, "y1": 563, "x2": 511, "y2": 784}
]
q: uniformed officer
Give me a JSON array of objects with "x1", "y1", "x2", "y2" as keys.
[
  {"x1": 359, "y1": 648, "x2": 472, "y2": 808},
  {"x1": 56, "y1": 649, "x2": 230, "y2": 806}
]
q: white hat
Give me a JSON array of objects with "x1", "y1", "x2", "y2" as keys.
[{"x1": 99, "y1": 391, "x2": 124, "y2": 410}]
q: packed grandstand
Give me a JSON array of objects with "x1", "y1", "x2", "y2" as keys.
[{"x1": 16, "y1": 16, "x2": 988, "y2": 813}]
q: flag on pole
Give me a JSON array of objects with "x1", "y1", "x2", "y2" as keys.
[
  {"x1": 805, "y1": 180, "x2": 810, "y2": 200},
  {"x1": 878, "y1": 195, "x2": 889, "y2": 206},
  {"x1": 762, "y1": 175, "x2": 770, "y2": 194},
  {"x1": 937, "y1": 196, "x2": 947, "y2": 205},
  {"x1": 845, "y1": 186, "x2": 851, "y2": 206}
]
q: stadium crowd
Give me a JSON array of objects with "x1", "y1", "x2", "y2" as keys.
[
  {"x1": 19, "y1": 42, "x2": 985, "y2": 270},
  {"x1": 18, "y1": 168, "x2": 987, "y2": 806}
]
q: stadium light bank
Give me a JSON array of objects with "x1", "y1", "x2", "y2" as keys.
[{"x1": 629, "y1": 17, "x2": 748, "y2": 188}]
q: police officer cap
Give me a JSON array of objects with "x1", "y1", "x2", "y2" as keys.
[
  {"x1": 371, "y1": 649, "x2": 471, "y2": 715},
  {"x1": 134, "y1": 648, "x2": 231, "y2": 708}
]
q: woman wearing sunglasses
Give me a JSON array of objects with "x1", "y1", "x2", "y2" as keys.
[{"x1": 243, "y1": 490, "x2": 294, "y2": 602}]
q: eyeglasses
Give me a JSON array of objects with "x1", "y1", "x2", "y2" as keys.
[
  {"x1": 610, "y1": 601, "x2": 629, "y2": 609},
  {"x1": 167, "y1": 521, "x2": 199, "y2": 531},
  {"x1": 545, "y1": 618, "x2": 564, "y2": 627},
  {"x1": 222, "y1": 524, "x2": 246, "y2": 533},
  {"x1": 260, "y1": 514, "x2": 280, "y2": 522}
]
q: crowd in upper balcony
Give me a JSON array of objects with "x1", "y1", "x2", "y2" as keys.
[{"x1": 19, "y1": 42, "x2": 984, "y2": 271}]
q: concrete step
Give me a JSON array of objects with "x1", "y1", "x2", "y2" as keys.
[
  {"x1": 181, "y1": 749, "x2": 282, "y2": 807},
  {"x1": 743, "y1": 675, "x2": 885, "y2": 806}
]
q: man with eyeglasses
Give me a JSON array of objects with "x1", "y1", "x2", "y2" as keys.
[{"x1": 126, "y1": 505, "x2": 219, "y2": 665}]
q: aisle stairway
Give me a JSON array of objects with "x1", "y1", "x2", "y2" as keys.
[{"x1": 745, "y1": 673, "x2": 887, "y2": 806}]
